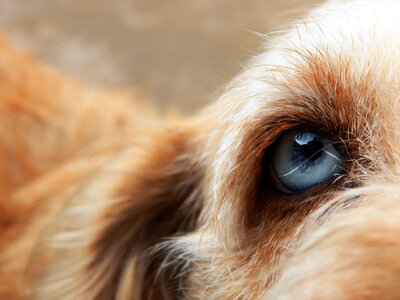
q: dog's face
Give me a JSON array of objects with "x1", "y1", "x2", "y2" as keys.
[{"x1": 32, "y1": 1, "x2": 400, "y2": 299}]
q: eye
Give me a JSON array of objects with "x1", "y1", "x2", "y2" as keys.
[{"x1": 269, "y1": 130, "x2": 346, "y2": 193}]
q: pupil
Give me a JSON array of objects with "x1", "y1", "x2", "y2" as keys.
[
  {"x1": 300, "y1": 140, "x2": 323, "y2": 160},
  {"x1": 293, "y1": 132, "x2": 323, "y2": 161}
]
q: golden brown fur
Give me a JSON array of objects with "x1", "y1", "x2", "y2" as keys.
[{"x1": 2, "y1": 0, "x2": 400, "y2": 299}]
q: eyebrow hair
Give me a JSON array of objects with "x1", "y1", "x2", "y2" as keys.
[{"x1": 265, "y1": 49, "x2": 379, "y2": 138}]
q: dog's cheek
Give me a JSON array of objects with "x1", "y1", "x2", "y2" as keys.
[{"x1": 264, "y1": 195, "x2": 400, "y2": 300}]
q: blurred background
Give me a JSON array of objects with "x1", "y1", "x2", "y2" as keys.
[{"x1": 0, "y1": 0, "x2": 321, "y2": 112}]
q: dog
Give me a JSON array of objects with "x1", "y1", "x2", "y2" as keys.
[{"x1": 2, "y1": 0, "x2": 400, "y2": 299}]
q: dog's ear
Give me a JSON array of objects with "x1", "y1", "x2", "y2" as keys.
[
  {"x1": 32, "y1": 125, "x2": 204, "y2": 300},
  {"x1": 92, "y1": 126, "x2": 204, "y2": 300}
]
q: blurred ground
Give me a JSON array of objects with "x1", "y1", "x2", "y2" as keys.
[{"x1": 0, "y1": 0, "x2": 321, "y2": 112}]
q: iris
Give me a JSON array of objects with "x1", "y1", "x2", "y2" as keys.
[{"x1": 270, "y1": 130, "x2": 346, "y2": 193}]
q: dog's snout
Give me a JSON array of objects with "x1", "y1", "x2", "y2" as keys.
[{"x1": 265, "y1": 190, "x2": 400, "y2": 299}]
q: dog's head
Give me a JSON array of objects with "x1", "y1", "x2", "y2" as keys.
[{"x1": 32, "y1": 1, "x2": 400, "y2": 299}]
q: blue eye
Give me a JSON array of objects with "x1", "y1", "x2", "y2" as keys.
[{"x1": 270, "y1": 130, "x2": 346, "y2": 193}]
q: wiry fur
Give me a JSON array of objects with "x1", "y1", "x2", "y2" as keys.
[{"x1": 2, "y1": 0, "x2": 400, "y2": 299}]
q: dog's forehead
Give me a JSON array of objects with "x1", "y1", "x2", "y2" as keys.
[
  {"x1": 276, "y1": 1, "x2": 400, "y2": 59},
  {"x1": 220, "y1": 0, "x2": 400, "y2": 134},
  {"x1": 263, "y1": 0, "x2": 400, "y2": 93}
]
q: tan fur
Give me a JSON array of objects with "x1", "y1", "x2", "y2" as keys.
[{"x1": 2, "y1": 0, "x2": 400, "y2": 299}]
